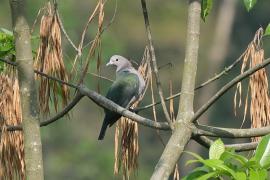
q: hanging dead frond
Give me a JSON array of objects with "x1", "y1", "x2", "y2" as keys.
[
  {"x1": 234, "y1": 28, "x2": 270, "y2": 142},
  {"x1": 35, "y1": 2, "x2": 69, "y2": 116},
  {"x1": 114, "y1": 48, "x2": 150, "y2": 179},
  {"x1": 0, "y1": 68, "x2": 25, "y2": 180}
]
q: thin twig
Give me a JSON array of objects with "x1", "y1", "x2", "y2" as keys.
[
  {"x1": 141, "y1": 0, "x2": 173, "y2": 128},
  {"x1": 56, "y1": 9, "x2": 78, "y2": 52},
  {"x1": 82, "y1": 0, "x2": 118, "y2": 50},
  {"x1": 0, "y1": 58, "x2": 78, "y2": 89},
  {"x1": 7, "y1": 92, "x2": 83, "y2": 131},
  {"x1": 192, "y1": 57, "x2": 270, "y2": 122},
  {"x1": 88, "y1": 72, "x2": 113, "y2": 82},
  {"x1": 31, "y1": 7, "x2": 45, "y2": 34},
  {"x1": 78, "y1": 2, "x2": 100, "y2": 54},
  {"x1": 195, "y1": 52, "x2": 245, "y2": 90},
  {"x1": 136, "y1": 53, "x2": 246, "y2": 111}
]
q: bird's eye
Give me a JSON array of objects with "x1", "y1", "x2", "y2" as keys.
[{"x1": 116, "y1": 59, "x2": 118, "y2": 61}]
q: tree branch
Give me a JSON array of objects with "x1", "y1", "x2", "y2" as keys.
[
  {"x1": 79, "y1": 85, "x2": 170, "y2": 130},
  {"x1": 6, "y1": 86, "x2": 170, "y2": 131},
  {"x1": 0, "y1": 58, "x2": 170, "y2": 131},
  {"x1": 193, "y1": 136, "x2": 257, "y2": 152},
  {"x1": 194, "y1": 124, "x2": 270, "y2": 138},
  {"x1": 141, "y1": 0, "x2": 173, "y2": 128},
  {"x1": 192, "y1": 57, "x2": 270, "y2": 122},
  {"x1": 0, "y1": 58, "x2": 78, "y2": 89},
  {"x1": 226, "y1": 142, "x2": 257, "y2": 152}
]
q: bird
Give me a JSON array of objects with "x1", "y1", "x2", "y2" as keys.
[{"x1": 98, "y1": 55, "x2": 145, "y2": 140}]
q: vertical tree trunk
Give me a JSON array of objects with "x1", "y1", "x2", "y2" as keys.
[
  {"x1": 151, "y1": 0, "x2": 201, "y2": 179},
  {"x1": 181, "y1": 0, "x2": 237, "y2": 175},
  {"x1": 9, "y1": 0, "x2": 44, "y2": 179}
]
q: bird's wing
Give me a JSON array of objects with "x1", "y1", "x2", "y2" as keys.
[
  {"x1": 106, "y1": 72, "x2": 139, "y2": 107},
  {"x1": 104, "y1": 72, "x2": 139, "y2": 126}
]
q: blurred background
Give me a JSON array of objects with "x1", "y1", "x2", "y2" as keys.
[{"x1": 1, "y1": 0, "x2": 270, "y2": 179}]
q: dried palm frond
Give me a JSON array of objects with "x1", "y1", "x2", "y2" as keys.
[
  {"x1": 114, "y1": 48, "x2": 151, "y2": 179},
  {"x1": 0, "y1": 68, "x2": 25, "y2": 180},
  {"x1": 35, "y1": 2, "x2": 69, "y2": 116},
  {"x1": 234, "y1": 28, "x2": 270, "y2": 142}
]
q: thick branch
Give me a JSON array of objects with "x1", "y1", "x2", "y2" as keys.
[
  {"x1": 79, "y1": 86, "x2": 170, "y2": 130},
  {"x1": 195, "y1": 124, "x2": 270, "y2": 138},
  {"x1": 192, "y1": 57, "x2": 270, "y2": 122},
  {"x1": 193, "y1": 136, "x2": 257, "y2": 152},
  {"x1": 9, "y1": 0, "x2": 44, "y2": 179},
  {"x1": 226, "y1": 142, "x2": 257, "y2": 152}
]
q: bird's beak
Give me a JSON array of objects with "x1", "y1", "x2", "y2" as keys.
[{"x1": 106, "y1": 61, "x2": 112, "y2": 66}]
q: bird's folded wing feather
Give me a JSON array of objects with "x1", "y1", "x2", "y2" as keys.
[{"x1": 104, "y1": 72, "x2": 140, "y2": 125}]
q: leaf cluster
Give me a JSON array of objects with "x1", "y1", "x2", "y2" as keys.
[
  {"x1": 0, "y1": 28, "x2": 15, "y2": 71},
  {"x1": 183, "y1": 135, "x2": 270, "y2": 180}
]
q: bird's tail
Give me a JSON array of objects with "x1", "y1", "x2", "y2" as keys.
[{"x1": 98, "y1": 120, "x2": 108, "y2": 140}]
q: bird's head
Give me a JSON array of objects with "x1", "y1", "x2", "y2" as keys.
[{"x1": 106, "y1": 55, "x2": 132, "y2": 72}]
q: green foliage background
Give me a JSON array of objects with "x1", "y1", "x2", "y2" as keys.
[{"x1": 0, "y1": 0, "x2": 270, "y2": 179}]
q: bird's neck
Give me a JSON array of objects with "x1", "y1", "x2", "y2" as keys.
[
  {"x1": 116, "y1": 68, "x2": 136, "y2": 78},
  {"x1": 116, "y1": 67, "x2": 135, "y2": 73}
]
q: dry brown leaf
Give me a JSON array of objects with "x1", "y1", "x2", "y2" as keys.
[
  {"x1": 35, "y1": 2, "x2": 69, "y2": 116},
  {"x1": 234, "y1": 28, "x2": 270, "y2": 142},
  {"x1": 0, "y1": 68, "x2": 25, "y2": 180}
]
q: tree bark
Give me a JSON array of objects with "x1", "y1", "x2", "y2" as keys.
[
  {"x1": 9, "y1": 0, "x2": 44, "y2": 179},
  {"x1": 151, "y1": 0, "x2": 201, "y2": 179}
]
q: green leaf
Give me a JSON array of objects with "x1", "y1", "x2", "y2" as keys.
[
  {"x1": 201, "y1": 0, "x2": 213, "y2": 21},
  {"x1": 246, "y1": 157, "x2": 260, "y2": 169},
  {"x1": 235, "y1": 172, "x2": 247, "y2": 180},
  {"x1": 243, "y1": 0, "x2": 257, "y2": 12},
  {"x1": 264, "y1": 23, "x2": 270, "y2": 36},
  {"x1": 249, "y1": 169, "x2": 268, "y2": 179},
  {"x1": 186, "y1": 159, "x2": 200, "y2": 166},
  {"x1": 221, "y1": 151, "x2": 248, "y2": 165},
  {"x1": 182, "y1": 170, "x2": 207, "y2": 180},
  {"x1": 255, "y1": 134, "x2": 270, "y2": 168},
  {"x1": 185, "y1": 151, "x2": 204, "y2": 161},
  {"x1": 183, "y1": 166, "x2": 210, "y2": 180},
  {"x1": 202, "y1": 159, "x2": 237, "y2": 178},
  {"x1": 209, "y1": 139, "x2": 225, "y2": 159},
  {"x1": 197, "y1": 171, "x2": 219, "y2": 180},
  {"x1": 0, "y1": 28, "x2": 15, "y2": 58}
]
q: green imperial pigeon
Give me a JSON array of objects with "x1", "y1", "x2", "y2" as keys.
[{"x1": 98, "y1": 55, "x2": 145, "y2": 140}]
